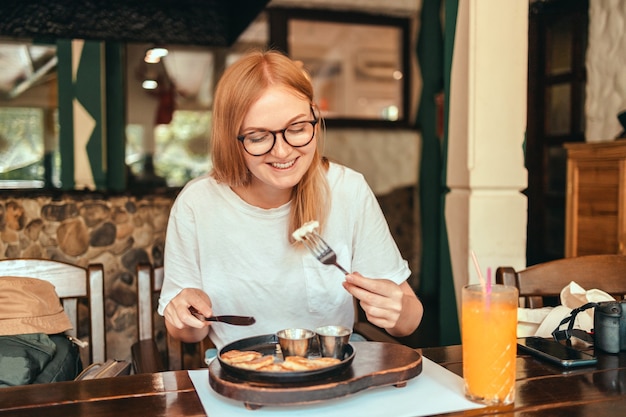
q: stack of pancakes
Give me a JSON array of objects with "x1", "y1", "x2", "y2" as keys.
[{"x1": 221, "y1": 349, "x2": 340, "y2": 372}]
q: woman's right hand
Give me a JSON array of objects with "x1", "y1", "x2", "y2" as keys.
[{"x1": 163, "y1": 288, "x2": 213, "y2": 342}]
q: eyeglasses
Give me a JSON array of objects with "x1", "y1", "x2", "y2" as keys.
[{"x1": 237, "y1": 117, "x2": 318, "y2": 156}]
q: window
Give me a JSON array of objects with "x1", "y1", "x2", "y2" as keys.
[
  {"x1": 126, "y1": 111, "x2": 212, "y2": 188},
  {"x1": 0, "y1": 40, "x2": 59, "y2": 189}
]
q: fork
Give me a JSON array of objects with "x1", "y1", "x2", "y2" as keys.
[{"x1": 300, "y1": 230, "x2": 350, "y2": 275}]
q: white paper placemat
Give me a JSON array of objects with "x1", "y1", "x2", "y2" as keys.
[{"x1": 188, "y1": 356, "x2": 485, "y2": 417}]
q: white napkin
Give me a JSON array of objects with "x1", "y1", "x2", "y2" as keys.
[
  {"x1": 188, "y1": 357, "x2": 485, "y2": 417},
  {"x1": 517, "y1": 281, "x2": 615, "y2": 337}
]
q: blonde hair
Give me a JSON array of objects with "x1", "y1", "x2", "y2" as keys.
[{"x1": 210, "y1": 49, "x2": 330, "y2": 240}]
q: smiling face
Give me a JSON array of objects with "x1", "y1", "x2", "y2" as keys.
[{"x1": 237, "y1": 85, "x2": 317, "y2": 205}]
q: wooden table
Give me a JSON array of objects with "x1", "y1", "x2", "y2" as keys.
[{"x1": 1, "y1": 344, "x2": 626, "y2": 416}]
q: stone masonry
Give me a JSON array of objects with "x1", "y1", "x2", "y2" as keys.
[{"x1": 0, "y1": 191, "x2": 174, "y2": 362}]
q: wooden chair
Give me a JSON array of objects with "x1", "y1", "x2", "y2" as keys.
[
  {"x1": 132, "y1": 264, "x2": 214, "y2": 373},
  {"x1": 0, "y1": 258, "x2": 106, "y2": 366},
  {"x1": 496, "y1": 254, "x2": 626, "y2": 308}
]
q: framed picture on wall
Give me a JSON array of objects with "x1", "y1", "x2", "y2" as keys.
[{"x1": 269, "y1": 8, "x2": 411, "y2": 128}]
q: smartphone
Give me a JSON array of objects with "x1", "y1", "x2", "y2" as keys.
[{"x1": 517, "y1": 336, "x2": 597, "y2": 368}]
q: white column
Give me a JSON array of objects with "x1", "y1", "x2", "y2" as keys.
[{"x1": 446, "y1": 0, "x2": 529, "y2": 317}]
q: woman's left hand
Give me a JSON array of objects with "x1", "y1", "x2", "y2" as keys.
[{"x1": 342, "y1": 272, "x2": 422, "y2": 337}]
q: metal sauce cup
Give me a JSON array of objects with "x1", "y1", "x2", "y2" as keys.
[
  {"x1": 277, "y1": 328, "x2": 315, "y2": 358},
  {"x1": 315, "y1": 325, "x2": 352, "y2": 359}
]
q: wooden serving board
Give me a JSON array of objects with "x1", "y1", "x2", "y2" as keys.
[{"x1": 208, "y1": 341, "x2": 422, "y2": 409}]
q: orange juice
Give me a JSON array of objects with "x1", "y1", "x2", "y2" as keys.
[{"x1": 462, "y1": 284, "x2": 518, "y2": 405}]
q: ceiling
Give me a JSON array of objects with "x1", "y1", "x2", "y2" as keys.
[
  {"x1": 0, "y1": 0, "x2": 269, "y2": 46},
  {"x1": 0, "y1": 0, "x2": 269, "y2": 102}
]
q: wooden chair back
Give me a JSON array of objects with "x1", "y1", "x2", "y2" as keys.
[
  {"x1": 135, "y1": 263, "x2": 213, "y2": 371},
  {"x1": 496, "y1": 254, "x2": 626, "y2": 308},
  {"x1": 353, "y1": 300, "x2": 400, "y2": 344},
  {"x1": 0, "y1": 258, "x2": 106, "y2": 365}
]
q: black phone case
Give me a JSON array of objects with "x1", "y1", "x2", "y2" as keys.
[{"x1": 517, "y1": 337, "x2": 597, "y2": 368}]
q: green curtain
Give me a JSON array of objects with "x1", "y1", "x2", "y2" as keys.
[
  {"x1": 439, "y1": 0, "x2": 461, "y2": 346},
  {"x1": 56, "y1": 40, "x2": 125, "y2": 191},
  {"x1": 417, "y1": 0, "x2": 461, "y2": 346},
  {"x1": 105, "y1": 42, "x2": 126, "y2": 192},
  {"x1": 56, "y1": 40, "x2": 75, "y2": 189}
]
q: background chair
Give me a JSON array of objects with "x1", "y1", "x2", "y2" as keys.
[
  {"x1": 0, "y1": 258, "x2": 106, "y2": 366},
  {"x1": 353, "y1": 302, "x2": 401, "y2": 344},
  {"x1": 496, "y1": 254, "x2": 626, "y2": 308},
  {"x1": 132, "y1": 263, "x2": 215, "y2": 373}
]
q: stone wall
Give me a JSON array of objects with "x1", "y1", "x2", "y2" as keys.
[
  {"x1": 0, "y1": 191, "x2": 175, "y2": 361},
  {"x1": 0, "y1": 186, "x2": 417, "y2": 362}
]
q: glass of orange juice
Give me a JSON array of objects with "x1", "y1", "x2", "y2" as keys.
[{"x1": 462, "y1": 283, "x2": 518, "y2": 405}]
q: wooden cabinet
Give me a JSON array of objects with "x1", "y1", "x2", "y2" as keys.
[{"x1": 565, "y1": 141, "x2": 626, "y2": 257}]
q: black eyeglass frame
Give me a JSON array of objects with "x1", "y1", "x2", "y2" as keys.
[{"x1": 237, "y1": 108, "x2": 319, "y2": 156}]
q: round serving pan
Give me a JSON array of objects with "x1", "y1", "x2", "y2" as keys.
[{"x1": 217, "y1": 333, "x2": 355, "y2": 383}]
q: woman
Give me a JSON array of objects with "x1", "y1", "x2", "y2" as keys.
[{"x1": 158, "y1": 49, "x2": 423, "y2": 349}]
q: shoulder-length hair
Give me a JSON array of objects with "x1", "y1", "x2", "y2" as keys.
[{"x1": 210, "y1": 49, "x2": 330, "y2": 241}]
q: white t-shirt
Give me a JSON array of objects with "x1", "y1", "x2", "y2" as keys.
[{"x1": 157, "y1": 162, "x2": 410, "y2": 349}]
